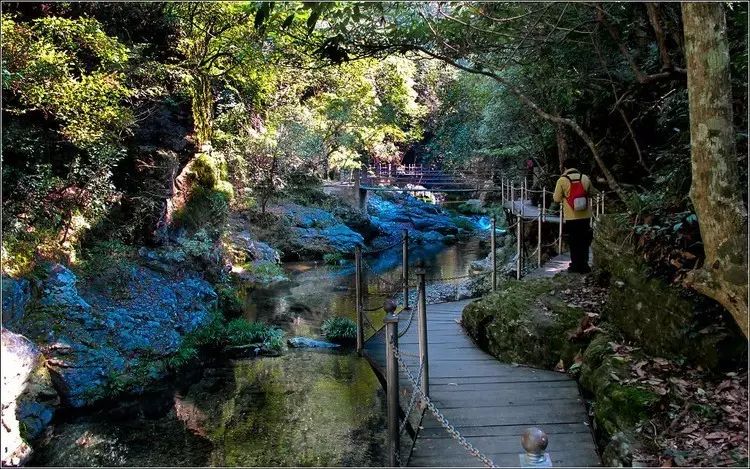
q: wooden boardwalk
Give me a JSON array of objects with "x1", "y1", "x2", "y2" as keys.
[
  {"x1": 363, "y1": 295, "x2": 600, "y2": 466},
  {"x1": 503, "y1": 199, "x2": 561, "y2": 223}
]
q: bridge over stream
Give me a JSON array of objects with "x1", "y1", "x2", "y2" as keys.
[{"x1": 351, "y1": 185, "x2": 607, "y2": 467}]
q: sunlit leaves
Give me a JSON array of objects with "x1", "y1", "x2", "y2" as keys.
[{"x1": 1, "y1": 14, "x2": 133, "y2": 148}]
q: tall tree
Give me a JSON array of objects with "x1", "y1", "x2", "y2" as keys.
[{"x1": 682, "y1": 2, "x2": 748, "y2": 336}]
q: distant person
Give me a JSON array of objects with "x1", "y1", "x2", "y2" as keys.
[
  {"x1": 553, "y1": 158, "x2": 594, "y2": 273},
  {"x1": 525, "y1": 158, "x2": 534, "y2": 189}
]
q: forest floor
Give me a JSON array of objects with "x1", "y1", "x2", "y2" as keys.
[{"x1": 557, "y1": 277, "x2": 748, "y2": 467}]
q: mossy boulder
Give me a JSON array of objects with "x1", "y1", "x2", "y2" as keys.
[
  {"x1": 578, "y1": 334, "x2": 659, "y2": 464},
  {"x1": 593, "y1": 215, "x2": 743, "y2": 369},
  {"x1": 462, "y1": 276, "x2": 585, "y2": 369}
]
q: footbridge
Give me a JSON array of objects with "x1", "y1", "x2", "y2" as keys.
[{"x1": 349, "y1": 189, "x2": 608, "y2": 467}]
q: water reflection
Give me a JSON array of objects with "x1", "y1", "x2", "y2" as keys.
[{"x1": 243, "y1": 238, "x2": 489, "y2": 338}]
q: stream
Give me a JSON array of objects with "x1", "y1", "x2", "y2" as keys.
[{"x1": 31, "y1": 235, "x2": 489, "y2": 467}]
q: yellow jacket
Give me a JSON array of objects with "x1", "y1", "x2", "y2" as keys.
[{"x1": 553, "y1": 168, "x2": 594, "y2": 220}]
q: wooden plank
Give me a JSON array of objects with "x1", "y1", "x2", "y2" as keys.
[{"x1": 361, "y1": 295, "x2": 600, "y2": 467}]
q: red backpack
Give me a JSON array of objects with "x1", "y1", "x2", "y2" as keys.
[{"x1": 564, "y1": 173, "x2": 588, "y2": 211}]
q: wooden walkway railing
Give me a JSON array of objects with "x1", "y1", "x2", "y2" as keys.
[{"x1": 352, "y1": 187, "x2": 608, "y2": 467}]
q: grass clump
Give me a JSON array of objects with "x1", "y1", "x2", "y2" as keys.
[
  {"x1": 165, "y1": 313, "x2": 285, "y2": 371},
  {"x1": 321, "y1": 316, "x2": 357, "y2": 345},
  {"x1": 226, "y1": 318, "x2": 285, "y2": 351}
]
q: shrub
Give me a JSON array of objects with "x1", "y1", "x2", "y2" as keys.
[
  {"x1": 217, "y1": 281, "x2": 244, "y2": 317},
  {"x1": 321, "y1": 316, "x2": 357, "y2": 344},
  {"x1": 77, "y1": 239, "x2": 136, "y2": 297},
  {"x1": 174, "y1": 186, "x2": 231, "y2": 231},
  {"x1": 323, "y1": 252, "x2": 345, "y2": 265},
  {"x1": 225, "y1": 319, "x2": 285, "y2": 352}
]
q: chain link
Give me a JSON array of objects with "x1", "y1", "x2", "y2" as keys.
[
  {"x1": 399, "y1": 359, "x2": 424, "y2": 435},
  {"x1": 392, "y1": 341, "x2": 498, "y2": 468}
]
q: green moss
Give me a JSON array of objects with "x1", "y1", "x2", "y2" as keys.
[
  {"x1": 593, "y1": 215, "x2": 731, "y2": 368},
  {"x1": 174, "y1": 186, "x2": 231, "y2": 232},
  {"x1": 241, "y1": 261, "x2": 285, "y2": 281},
  {"x1": 190, "y1": 153, "x2": 219, "y2": 188},
  {"x1": 594, "y1": 384, "x2": 660, "y2": 436},
  {"x1": 462, "y1": 276, "x2": 584, "y2": 369}
]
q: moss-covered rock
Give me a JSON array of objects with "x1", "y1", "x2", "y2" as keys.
[
  {"x1": 593, "y1": 215, "x2": 744, "y2": 369},
  {"x1": 462, "y1": 276, "x2": 585, "y2": 369}
]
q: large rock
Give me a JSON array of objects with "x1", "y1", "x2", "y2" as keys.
[
  {"x1": 593, "y1": 215, "x2": 745, "y2": 369},
  {"x1": 16, "y1": 263, "x2": 217, "y2": 408},
  {"x1": 273, "y1": 202, "x2": 365, "y2": 257},
  {"x1": 1, "y1": 277, "x2": 30, "y2": 327},
  {"x1": 1, "y1": 329, "x2": 56, "y2": 466},
  {"x1": 461, "y1": 276, "x2": 584, "y2": 369}
]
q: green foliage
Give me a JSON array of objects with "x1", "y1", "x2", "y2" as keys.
[
  {"x1": 225, "y1": 319, "x2": 285, "y2": 351},
  {"x1": 321, "y1": 316, "x2": 357, "y2": 344},
  {"x1": 2, "y1": 14, "x2": 132, "y2": 147},
  {"x1": 174, "y1": 186, "x2": 232, "y2": 232},
  {"x1": 322, "y1": 252, "x2": 345, "y2": 266},
  {"x1": 77, "y1": 239, "x2": 136, "y2": 297},
  {"x1": 241, "y1": 261, "x2": 285, "y2": 280},
  {"x1": 217, "y1": 281, "x2": 244, "y2": 317}
]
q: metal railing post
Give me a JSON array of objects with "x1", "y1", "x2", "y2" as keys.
[
  {"x1": 516, "y1": 218, "x2": 522, "y2": 280},
  {"x1": 491, "y1": 215, "x2": 497, "y2": 291},
  {"x1": 384, "y1": 307, "x2": 400, "y2": 467},
  {"x1": 519, "y1": 427, "x2": 552, "y2": 467},
  {"x1": 355, "y1": 246, "x2": 364, "y2": 354},
  {"x1": 558, "y1": 207, "x2": 564, "y2": 255},
  {"x1": 415, "y1": 260, "x2": 429, "y2": 398},
  {"x1": 402, "y1": 229, "x2": 410, "y2": 310},
  {"x1": 537, "y1": 210, "x2": 542, "y2": 268}
]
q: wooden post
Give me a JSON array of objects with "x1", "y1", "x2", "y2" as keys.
[
  {"x1": 537, "y1": 210, "x2": 542, "y2": 267},
  {"x1": 510, "y1": 182, "x2": 515, "y2": 214},
  {"x1": 601, "y1": 193, "x2": 605, "y2": 215},
  {"x1": 558, "y1": 207, "x2": 564, "y2": 255},
  {"x1": 516, "y1": 218, "x2": 522, "y2": 280},
  {"x1": 355, "y1": 246, "x2": 364, "y2": 354},
  {"x1": 542, "y1": 187, "x2": 546, "y2": 223},
  {"x1": 402, "y1": 229, "x2": 410, "y2": 310},
  {"x1": 384, "y1": 310, "x2": 400, "y2": 467},
  {"x1": 501, "y1": 178, "x2": 505, "y2": 205},
  {"x1": 415, "y1": 260, "x2": 429, "y2": 398},
  {"x1": 491, "y1": 215, "x2": 497, "y2": 291}
]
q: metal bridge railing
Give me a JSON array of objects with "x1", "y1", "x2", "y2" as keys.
[{"x1": 378, "y1": 298, "x2": 553, "y2": 468}]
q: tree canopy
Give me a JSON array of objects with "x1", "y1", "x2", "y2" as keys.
[{"x1": 1, "y1": 1, "x2": 747, "y2": 329}]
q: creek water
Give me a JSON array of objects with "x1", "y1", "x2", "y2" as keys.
[{"x1": 31, "y1": 236, "x2": 489, "y2": 467}]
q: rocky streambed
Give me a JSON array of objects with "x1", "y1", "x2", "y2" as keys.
[{"x1": 1, "y1": 189, "x2": 495, "y2": 466}]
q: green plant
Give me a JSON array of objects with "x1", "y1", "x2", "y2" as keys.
[
  {"x1": 217, "y1": 281, "x2": 244, "y2": 317},
  {"x1": 321, "y1": 316, "x2": 357, "y2": 344},
  {"x1": 77, "y1": 239, "x2": 136, "y2": 296},
  {"x1": 174, "y1": 186, "x2": 232, "y2": 232},
  {"x1": 225, "y1": 319, "x2": 285, "y2": 352},
  {"x1": 323, "y1": 252, "x2": 345, "y2": 265}
]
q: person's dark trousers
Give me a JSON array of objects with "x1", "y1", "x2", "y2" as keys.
[{"x1": 564, "y1": 218, "x2": 592, "y2": 272}]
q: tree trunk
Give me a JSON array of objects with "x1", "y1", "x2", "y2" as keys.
[
  {"x1": 682, "y1": 2, "x2": 748, "y2": 336},
  {"x1": 191, "y1": 72, "x2": 213, "y2": 146}
]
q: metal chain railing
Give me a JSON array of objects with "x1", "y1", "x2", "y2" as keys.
[
  {"x1": 392, "y1": 340, "x2": 498, "y2": 468},
  {"x1": 399, "y1": 359, "x2": 424, "y2": 435}
]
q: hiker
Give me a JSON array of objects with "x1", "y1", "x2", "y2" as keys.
[{"x1": 553, "y1": 158, "x2": 594, "y2": 273}]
